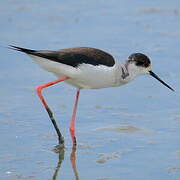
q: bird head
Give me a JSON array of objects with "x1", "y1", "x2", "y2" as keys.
[{"x1": 126, "y1": 53, "x2": 174, "y2": 91}]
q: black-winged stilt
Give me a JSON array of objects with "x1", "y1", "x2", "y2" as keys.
[{"x1": 10, "y1": 45, "x2": 174, "y2": 147}]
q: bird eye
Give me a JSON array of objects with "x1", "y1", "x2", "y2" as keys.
[
  {"x1": 136, "y1": 61, "x2": 144, "y2": 66},
  {"x1": 135, "y1": 61, "x2": 150, "y2": 67},
  {"x1": 145, "y1": 63, "x2": 150, "y2": 67}
]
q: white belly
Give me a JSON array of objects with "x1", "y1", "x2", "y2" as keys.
[
  {"x1": 29, "y1": 55, "x2": 121, "y2": 89},
  {"x1": 55, "y1": 64, "x2": 118, "y2": 89}
]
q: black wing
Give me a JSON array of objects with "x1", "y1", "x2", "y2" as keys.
[{"x1": 9, "y1": 45, "x2": 115, "y2": 67}]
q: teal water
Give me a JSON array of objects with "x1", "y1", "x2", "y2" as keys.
[{"x1": 0, "y1": 0, "x2": 180, "y2": 179}]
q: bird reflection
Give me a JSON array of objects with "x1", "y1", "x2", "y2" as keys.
[
  {"x1": 51, "y1": 145, "x2": 79, "y2": 180},
  {"x1": 70, "y1": 146, "x2": 79, "y2": 180},
  {"x1": 51, "y1": 146, "x2": 65, "y2": 180}
]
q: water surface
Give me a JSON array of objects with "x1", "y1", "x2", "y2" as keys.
[{"x1": 1, "y1": 0, "x2": 180, "y2": 179}]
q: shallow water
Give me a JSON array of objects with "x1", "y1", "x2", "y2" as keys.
[{"x1": 1, "y1": 0, "x2": 180, "y2": 179}]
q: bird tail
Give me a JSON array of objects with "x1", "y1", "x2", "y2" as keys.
[{"x1": 8, "y1": 45, "x2": 35, "y2": 54}]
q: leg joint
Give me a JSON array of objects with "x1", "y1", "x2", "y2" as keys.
[{"x1": 36, "y1": 85, "x2": 43, "y2": 95}]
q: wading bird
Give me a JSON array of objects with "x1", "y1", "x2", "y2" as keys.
[{"x1": 10, "y1": 45, "x2": 174, "y2": 147}]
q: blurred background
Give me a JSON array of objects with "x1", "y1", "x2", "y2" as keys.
[{"x1": 1, "y1": 0, "x2": 180, "y2": 179}]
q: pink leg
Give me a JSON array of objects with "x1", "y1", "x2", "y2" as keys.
[
  {"x1": 36, "y1": 76, "x2": 69, "y2": 145},
  {"x1": 69, "y1": 89, "x2": 80, "y2": 146}
]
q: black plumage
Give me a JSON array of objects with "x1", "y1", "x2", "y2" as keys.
[
  {"x1": 10, "y1": 45, "x2": 115, "y2": 67},
  {"x1": 128, "y1": 53, "x2": 151, "y2": 68}
]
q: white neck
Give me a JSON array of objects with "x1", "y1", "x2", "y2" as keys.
[{"x1": 120, "y1": 62, "x2": 138, "y2": 82}]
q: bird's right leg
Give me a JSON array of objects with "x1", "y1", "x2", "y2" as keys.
[
  {"x1": 36, "y1": 76, "x2": 69, "y2": 146},
  {"x1": 69, "y1": 89, "x2": 80, "y2": 147}
]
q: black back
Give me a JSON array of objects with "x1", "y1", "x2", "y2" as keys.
[{"x1": 10, "y1": 46, "x2": 115, "y2": 67}]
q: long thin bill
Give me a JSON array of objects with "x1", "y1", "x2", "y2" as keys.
[{"x1": 149, "y1": 71, "x2": 174, "y2": 91}]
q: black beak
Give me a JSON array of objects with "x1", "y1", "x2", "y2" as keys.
[{"x1": 149, "y1": 71, "x2": 174, "y2": 91}]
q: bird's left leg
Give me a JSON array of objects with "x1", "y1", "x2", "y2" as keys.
[
  {"x1": 69, "y1": 89, "x2": 80, "y2": 147},
  {"x1": 36, "y1": 76, "x2": 69, "y2": 146}
]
